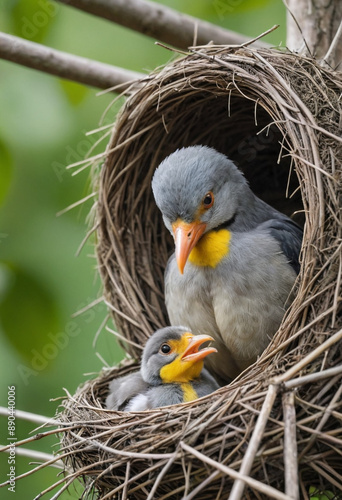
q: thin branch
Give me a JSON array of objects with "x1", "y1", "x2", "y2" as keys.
[
  {"x1": 56, "y1": 192, "x2": 97, "y2": 216},
  {"x1": 272, "y1": 328, "x2": 342, "y2": 384},
  {"x1": 239, "y1": 24, "x2": 279, "y2": 48},
  {"x1": 298, "y1": 383, "x2": 342, "y2": 461},
  {"x1": 282, "y1": 391, "x2": 299, "y2": 499},
  {"x1": 146, "y1": 454, "x2": 178, "y2": 500},
  {"x1": 92, "y1": 313, "x2": 110, "y2": 348},
  {"x1": 35, "y1": 476, "x2": 75, "y2": 500},
  {"x1": 307, "y1": 462, "x2": 342, "y2": 493},
  {"x1": 0, "y1": 406, "x2": 59, "y2": 426},
  {"x1": 0, "y1": 426, "x2": 77, "y2": 453},
  {"x1": 70, "y1": 431, "x2": 175, "y2": 460},
  {"x1": 56, "y1": 0, "x2": 269, "y2": 50},
  {"x1": 181, "y1": 442, "x2": 291, "y2": 500},
  {"x1": 0, "y1": 32, "x2": 143, "y2": 92},
  {"x1": 71, "y1": 296, "x2": 105, "y2": 317},
  {"x1": 0, "y1": 445, "x2": 64, "y2": 470},
  {"x1": 122, "y1": 460, "x2": 131, "y2": 500},
  {"x1": 106, "y1": 325, "x2": 143, "y2": 351},
  {"x1": 323, "y1": 19, "x2": 342, "y2": 69},
  {"x1": 283, "y1": 364, "x2": 342, "y2": 390},
  {"x1": 228, "y1": 384, "x2": 279, "y2": 500}
]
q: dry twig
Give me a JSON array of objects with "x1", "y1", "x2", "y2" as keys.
[{"x1": 282, "y1": 391, "x2": 299, "y2": 499}]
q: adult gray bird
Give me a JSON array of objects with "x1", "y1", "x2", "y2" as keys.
[
  {"x1": 152, "y1": 146, "x2": 303, "y2": 383},
  {"x1": 106, "y1": 326, "x2": 219, "y2": 411}
]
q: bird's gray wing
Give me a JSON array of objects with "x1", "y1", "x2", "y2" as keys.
[
  {"x1": 124, "y1": 384, "x2": 184, "y2": 411},
  {"x1": 105, "y1": 371, "x2": 149, "y2": 411},
  {"x1": 144, "y1": 384, "x2": 184, "y2": 409},
  {"x1": 260, "y1": 218, "x2": 303, "y2": 274}
]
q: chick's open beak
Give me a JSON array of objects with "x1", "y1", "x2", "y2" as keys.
[
  {"x1": 181, "y1": 334, "x2": 217, "y2": 363},
  {"x1": 172, "y1": 220, "x2": 207, "y2": 274}
]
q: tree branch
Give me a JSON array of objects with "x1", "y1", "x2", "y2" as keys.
[
  {"x1": 57, "y1": 0, "x2": 268, "y2": 49},
  {"x1": 0, "y1": 32, "x2": 143, "y2": 92},
  {"x1": 323, "y1": 19, "x2": 342, "y2": 69},
  {"x1": 0, "y1": 406, "x2": 59, "y2": 426},
  {"x1": 0, "y1": 444, "x2": 65, "y2": 470},
  {"x1": 285, "y1": 0, "x2": 342, "y2": 69},
  {"x1": 282, "y1": 391, "x2": 299, "y2": 500}
]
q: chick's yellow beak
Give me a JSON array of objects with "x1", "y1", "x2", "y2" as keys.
[
  {"x1": 181, "y1": 334, "x2": 217, "y2": 363},
  {"x1": 172, "y1": 220, "x2": 207, "y2": 274}
]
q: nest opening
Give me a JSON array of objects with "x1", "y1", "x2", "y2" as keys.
[{"x1": 60, "y1": 47, "x2": 342, "y2": 499}]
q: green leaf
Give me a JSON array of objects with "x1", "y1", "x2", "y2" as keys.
[
  {"x1": 324, "y1": 492, "x2": 337, "y2": 500},
  {"x1": 0, "y1": 138, "x2": 13, "y2": 205},
  {"x1": 59, "y1": 80, "x2": 89, "y2": 106},
  {"x1": 309, "y1": 486, "x2": 340, "y2": 500},
  {"x1": 10, "y1": 0, "x2": 59, "y2": 43},
  {"x1": 0, "y1": 263, "x2": 61, "y2": 362}
]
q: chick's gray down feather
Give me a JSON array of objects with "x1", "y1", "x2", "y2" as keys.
[
  {"x1": 125, "y1": 368, "x2": 218, "y2": 411},
  {"x1": 106, "y1": 372, "x2": 149, "y2": 411},
  {"x1": 152, "y1": 146, "x2": 303, "y2": 383}
]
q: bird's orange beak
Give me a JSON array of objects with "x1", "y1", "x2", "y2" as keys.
[
  {"x1": 172, "y1": 220, "x2": 207, "y2": 274},
  {"x1": 181, "y1": 334, "x2": 217, "y2": 363}
]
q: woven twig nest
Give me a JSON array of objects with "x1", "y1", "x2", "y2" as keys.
[{"x1": 60, "y1": 47, "x2": 342, "y2": 499}]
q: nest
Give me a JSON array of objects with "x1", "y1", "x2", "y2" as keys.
[{"x1": 60, "y1": 46, "x2": 342, "y2": 499}]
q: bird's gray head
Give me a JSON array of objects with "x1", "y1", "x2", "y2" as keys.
[
  {"x1": 152, "y1": 146, "x2": 250, "y2": 233},
  {"x1": 141, "y1": 326, "x2": 217, "y2": 385},
  {"x1": 141, "y1": 326, "x2": 188, "y2": 385}
]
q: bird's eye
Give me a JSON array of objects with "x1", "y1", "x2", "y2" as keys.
[
  {"x1": 160, "y1": 343, "x2": 172, "y2": 355},
  {"x1": 203, "y1": 191, "x2": 214, "y2": 209}
]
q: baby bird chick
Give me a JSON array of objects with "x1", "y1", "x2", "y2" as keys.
[{"x1": 106, "y1": 326, "x2": 219, "y2": 411}]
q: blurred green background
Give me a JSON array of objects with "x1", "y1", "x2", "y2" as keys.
[{"x1": 0, "y1": 1, "x2": 285, "y2": 498}]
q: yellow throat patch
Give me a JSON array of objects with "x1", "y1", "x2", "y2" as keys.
[
  {"x1": 160, "y1": 356, "x2": 203, "y2": 384},
  {"x1": 180, "y1": 383, "x2": 198, "y2": 402},
  {"x1": 188, "y1": 229, "x2": 231, "y2": 268}
]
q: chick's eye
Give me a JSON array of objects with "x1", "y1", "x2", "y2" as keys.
[
  {"x1": 160, "y1": 343, "x2": 172, "y2": 355},
  {"x1": 203, "y1": 191, "x2": 214, "y2": 208}
]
